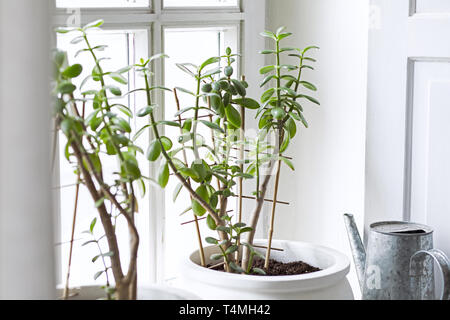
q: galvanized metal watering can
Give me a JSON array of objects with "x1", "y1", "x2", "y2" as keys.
[{"x1": 343, "y1": 214, "x2": 450, "y2": 300}]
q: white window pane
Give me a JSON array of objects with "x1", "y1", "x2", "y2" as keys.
[
  {"x1": 163, "y1": 26, "x2": 238, "y2": 282},
  {"x1": 164, "y1": 0, "x2": 238, "y2": 8},
  {"x1": 56, "y1": 29, "x2": 150, "y2": 287},
  {"x1": 56, "y1": 0, "x2": 149, "y2": 8}
]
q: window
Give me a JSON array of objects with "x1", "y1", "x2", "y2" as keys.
[
  {"x1": 164, "y1": 0, "x2": 238, "y2": 8},
  {"x1": 53, "y1": 0, "x2": 266, "y2": 287},
  {"x1": 56, "y1": 0, "x2": 150, "y2": 8},
  {"x1": 163, "y1": 26, "x2": 239, "y2": 280},
  {"x1": 56, "y1": 29, "x2": 150, "y2": 286}
]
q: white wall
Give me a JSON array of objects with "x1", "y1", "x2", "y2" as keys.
[
  {"x1": 0, "y1": 0, "x2": 55, "y2": 299},
  {"x1": 266, "y1": 0, "x2": 369, "y2": 297}
]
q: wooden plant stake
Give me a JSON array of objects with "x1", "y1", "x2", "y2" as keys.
[
  {"x1": 236, "y1": 77, "x2": 246, "y2": 261},
  {"x1": 174, "y1": 88, "x2": 206, "y2": 267},
  {"x1": 233, "y1": 194, "x2": 289, "y2": 205},
  {"x1": 264, "y1": 159, "x2": 282, "y2": 269},
  {"x1": 62, "y1": 173, "x2": 81, "y2": 300},
  {"x1": 207, "y1": 96, "x2": 222, "y2": 192},
  {"x1": 63, "y1": 98, "x2": 86, "y2": 300}
]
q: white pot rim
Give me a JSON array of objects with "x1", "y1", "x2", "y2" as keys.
[{"x1": 182, "y1": 240, "x2": 350, "y2": 293}]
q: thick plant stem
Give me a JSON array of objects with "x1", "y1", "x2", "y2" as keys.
[
  {"x1": 174, "y1": 89, "x2": 206, "y2": 267},
  {"x1": 241, "y1": 160, "x2": 275, "y2": 270},
  {"x1": 69, "y1": 139, "x2": 124, "y2": 284},
  {"x1": 68, "y1": 122, "x2": 139, "y2": 299},
  {"x1": 264, "y1": 159, "x2": 282, "y2": 269}
]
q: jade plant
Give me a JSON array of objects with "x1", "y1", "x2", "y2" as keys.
[
  {"x1": 53, "y1": 20, "x2": 319, "y2": 301},
  {"x1": 53, "y1": 20, "x2": 156, "y2": 300},
  {"x1": 143, "y1": 26, "x2": 320, "y2": 273}
]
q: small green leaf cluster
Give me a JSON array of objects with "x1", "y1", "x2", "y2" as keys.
[
  {"x1": 205, "y1": 216, "x2": 264, "y2": 275},
  {"x1": 81, "y1": 217, "x2": 114, "y2": 297},
  {"x1": 53, "y1": 21, "x2": 321, "y2": 279},
  {"x1": 54, "y1": 21, "x2": 149, "y2": 187},
  {"x1": 257, "y1": 26, "x2": 320, "y2": 157},
  {"x1": 141, "y1": 48, "x2": 259, "y2": 218}
]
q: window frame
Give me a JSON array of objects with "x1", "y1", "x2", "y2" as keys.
[{"x1": 52, "y1": 0, "x2": 267, "y2": 285}]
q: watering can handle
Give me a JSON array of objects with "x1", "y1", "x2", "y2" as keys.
[{"x1": 410, "y1": 249, "x2": 450, "y2": 300}]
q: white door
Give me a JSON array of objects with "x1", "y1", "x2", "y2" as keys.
[{"x1": 366, "y1": 0, "x2": 450, "y2": 256}]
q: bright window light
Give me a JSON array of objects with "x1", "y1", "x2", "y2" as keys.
[
  {"x1": 164, "y1": 0, "x2": 238, "y2": 8},
  {"x1": 56, "y1": 29, "x2": 150, "y2": 287},
  {"x1": 56, "y1": 0, "x2": 149, "y2": 8},
  {"x1": 163, "y1": 26, "x2": 238, "y2": 282}
]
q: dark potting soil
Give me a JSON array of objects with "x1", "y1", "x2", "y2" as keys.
[{"x1": 209, "y1": 258, "x2": 321, "y2": 276}]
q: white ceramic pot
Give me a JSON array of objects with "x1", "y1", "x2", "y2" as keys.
[
  {"x1": 180, "y1": 240, "x2": 354, "y2": 300},
  {"x1": 56, "y1": 285, "x2": 199, "y2": 300}
]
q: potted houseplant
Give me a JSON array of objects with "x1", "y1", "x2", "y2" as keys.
[
  {"x1": 52, "y1": 20, "x2": 196, "y2": 300},
  {"x1": 146, "y1": 27, "x2": 353, "y2": 299},
  {"x1": 54, "y1": 20, "x2": 352, "y2": 300}
]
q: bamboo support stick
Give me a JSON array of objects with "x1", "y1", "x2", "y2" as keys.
[
  {"x1": 253, "y1": 245, "x2": 284, "y2": 252},
  {"x1": 174, "y1": 88, "x2": 206, "y2": 267},
  {"x1": 175, "y1": 114, "x2": 212, "y2": 122},
  {"x1": 181, "y1": 216, "x2": 206, "y2": 225},
  {"x1": 63, "y1": 98, "x2": 86, "y2": 300},
  {"x1": 232, "y1": 194, "x2": 289, "y2": 206},
  {"x1": 207, "y1": 97, "x2": 222, "y2": 192},
  {"x1": 52, "y1": 182, "x2": 82, "y2": 190},
  {"x1": 181, "y1": 210, "x2": 233, "y2": 226},
  {"x1": 228, "y1": 147, "x2": 293, "y2": 160},
  {"x1": 264, "y1": 159, "x2": 282, "y2": 269},
  {"x1": 51, "y1": 119, "x2": 58, "y2": 172},
  {"x1": 236, "y1": 78, "x2": 246, "y2": 260},
  {"x1": 62, "y1": 171, "x2": 81, "y2": 300},
  {"x1": 208, "y1": 262, "x2": 225, "y2": 269}
]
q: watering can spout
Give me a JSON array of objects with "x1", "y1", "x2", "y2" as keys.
[{"x1": 343, "y1": 214, "x2": 366, "y2": 292}]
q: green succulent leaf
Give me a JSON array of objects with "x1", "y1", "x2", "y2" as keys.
[
  {"x1": 109, "y1": 73, "x2": 128, "y2": 85},
  {"x1": 261, "y1": 88, "x2": 275, "y2": 103},
  {"x1": 173, "y1": 182, "x2": 183, "y2": 202},
  {"x1": 94, "y1": 271, "x2": 104, "y2": 280},
  {"x1": 260, "y1": 31, "x2": 277, "y2": 40},
  {"x1": 210, "y1": 254, "x2": 223, "y2": 261},
  {"x1": 192, "y1": 184, "x2": 209, "y2": 216},
  {"x1": 225, "y1": 105, "x2": 242, "y2": 128},
  {"x1": 90, "y1": 217, "x2": 97, "y2": 233},
  {"x1": 206, "y1": 237, "x2": 219, "y2": 245},
  {"x1": 62, "y1": 64, "x2": 83, "y2": 78},
  {"x1": 200, "y1": 120, "x2": 224, "y2": 133},
  {"x1": 280, "y1": 156, "x2": 295, "y2": 171},
  {"x1": 137, "y1": 105, "x2": 156, "y2": 117},
  {"x1": 231, "y1": 79, "x2": 246, "y2": 97},
  {"x1": 147, "y1": 140, "x2": 162, "y2": 162},
  {"x1": 83, "y1": 19, "x2": 104, "y2": 30},
  {"x1": 57, "y1": 81, "x2": 76, "y2": 94},
  {"x1": 233, "y1": 98, "x2": 260, "y2": 110},
  {"x1": 260, "y1": 65, "x2": 276, "y2": 75},
  {"x1": 299, "y1": 81, "x2": 317, "y2": 91},
  {"x1": 158, "y1": 160, "x2": 170, "y2": 188},
  {"x1": 206, "y1": 214, "x2": 217, "y2": 230},
  {"x1": 160, "y1": 136, "x2": 173, "y2": 151},
  {"x1": 252, "y1": 268, "x2": 267, "y2": 275},
  {"x1": 229, "y1": 262, "x2": 245, "y2": 274}
]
